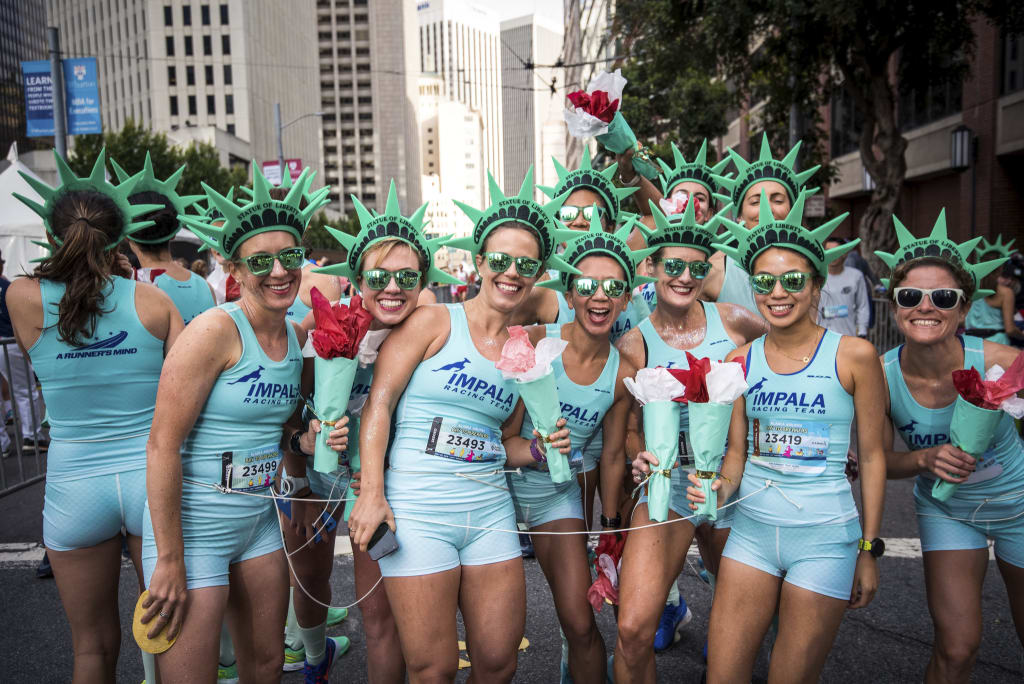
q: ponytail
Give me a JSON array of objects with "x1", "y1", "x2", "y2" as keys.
[{"x1": 33, "y1": 190, "x2": 122, "y2": 346}]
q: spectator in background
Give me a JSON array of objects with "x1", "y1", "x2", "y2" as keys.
[
  {"x1": 819, "y1": 237, "x2": 871, "y2": 338},
  {"x1": 0, "y1": 250, "x2": 47, "y2": 452},
  {"x1": 845, "y1": 242, "x2": 881, "y2": 290}
]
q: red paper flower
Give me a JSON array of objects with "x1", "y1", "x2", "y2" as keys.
[
  {"x1": 667, "y1": 352, "x2": 711, "y2": 403},
  {"x1": 310, "y1": 287, "x2": 373, "y2": 360},
  {"x1": 567, "y1": 89, "x2": 620, "y2": 123},
  {"x1": 952, "y1": 352, "x2": 1024, "y2": 410},
  {"x1": 587, "y1": 531, "x2": 627, "y2": 611}
]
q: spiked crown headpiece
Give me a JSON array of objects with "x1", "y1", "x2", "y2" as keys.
[
  {"x1": 109, "y1": 152, "x2": 205, "y2": 244},
  {"x1": 713, "y1": 188, "x2": 856, "y2": 277},
  {"x1": 874, "y1": 209, "x2": 1007, "y2": 300},
  {"x1": 713, "y1": 134, "x2": 819, "y2": 215},
  {"x1": 539, "y1": 210, "x2": 656, "y2": 292},
  {"x1": 975, "y1": 233, "x2": 1017, "y2": 261},
  {"x1": 642, "y1": 196, "x2": 725, "y2": 257},
  {"x1": 537, "y1": 147, "x2": 637, "y2": 223},
  {"x1": 314, "y1": 179, "x2": 461, "y2": 286},
  {"x1": 658, "y1": 139, "x2": 731, "y2": 201},
  {"x1": 14, "y1": 148, "x2": 163, "y2": 250},
  {"x1": 178, "y1": 161, "x2": 327, "y2": 259}
]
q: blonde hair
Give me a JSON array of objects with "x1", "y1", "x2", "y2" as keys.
[{"x1": 359, "y1": 239, "x2": 426, "y2": 279}]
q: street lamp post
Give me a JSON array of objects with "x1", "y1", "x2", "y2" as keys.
[{"x1": 274, "y1": 103, "x2": 324, "y2": 183}]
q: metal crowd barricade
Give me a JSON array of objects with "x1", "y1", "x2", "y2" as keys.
[
  {"x1": 867, "y1": 298, "x2": 903, "y2": 353},
  {"x1": 1, "y1": 337, "x2": 46, "y2": 496}
]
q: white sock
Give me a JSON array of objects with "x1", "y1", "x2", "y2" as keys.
[
  {"x1": 298, "y1": 621, "x2": 328, "y2": 666},
  {"x1": 141, "y1": 649, "x2": 159, "y2": 683},
  {"x1": 284, "y1": 587, "x2": 302, "y2": 650},
  {"x1": 666, "y1": 580, "x2": 680, "y2": 606},
  {"x1": 219, "y1": 622, "x2": 235, "y2": 667}
]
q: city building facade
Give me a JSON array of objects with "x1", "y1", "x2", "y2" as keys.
[{"x1": 0, "y1": 0, "x2": 49, "y2": 156}]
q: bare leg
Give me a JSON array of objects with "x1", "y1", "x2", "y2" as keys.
[
  {"x1": 613, "y1": 503, "x2": 695, "y2": 684},
  {"x1": 694, "y1": 524, "x2": 730, "y2": 577},
  {"x1": 154, "y1": 586, "x2": 229, "y2": 684},
  {"x1": 531, "y1": 517, "x2": 605, "y2": 683},
  {"x1": 224, "y1": 550, "x2": 289, "y2": 683},
  {"x1": 385, "y1": 569, "x2": 462, "y2": 683},
  {"x1": 995, "y1": 556, "x2": 1024, "y2": 647},
  {"x1": 577, "y1": 466, "x2": 600, "y2": 529},
  {"x1": 767, "y1": 582, "x2": 848, "y2": 683},
  {"x1": 47, "y1": 535, "x2": 124, "y2": 684},
  {"x1": 460, "y1": 558, "x2": 526, "y2": 684},
  {"x1": 282, "y1": 506, "x2": 336, "y2": 628},
  {"x1": 352, "y1": 544, "x2": 405, "y2": 684},
  {"x1": 923, "y1": 548, "x2": 988, "y2": 684},
  {"x1": 705, "y1": 557, "x2": 781, "y2": 684}
]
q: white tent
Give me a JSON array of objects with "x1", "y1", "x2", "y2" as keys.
[{"x1": 0, "y1": 144, "x2": 47, "y2": 279}]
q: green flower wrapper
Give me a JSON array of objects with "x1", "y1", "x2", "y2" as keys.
[
  {"x1": 643, "y1": 400, "x2": 681, "y2": 522},
  {"x1": 688, "y1": 401, "x2": 733, "y2": 521},
  {"x1": 518, "y1": 369, "x2": 572, "y2": 484},
  {"x1": 932, "y1": 395, "x2": 1002, "y2": 502},
  {"x1": 342, "y1": 415, "x2": 361, "y2": 522},
  {"x1": 596, "y1": 112, "x2": 660, "y2": 180},
  {"x1": 313, "y1": 355, "x2": 359, "y2": 474}
]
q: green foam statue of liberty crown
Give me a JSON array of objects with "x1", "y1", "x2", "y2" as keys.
[
  {"x1": 539, "y1": 209, "x2": 657, "y2": 292},
  {"x1": 14, "y1": 148, "x2": 163, "y2": 251},
  {"x1": 109, "y1": 152, "x2": 206, "y2": 244},
  {"x1": 874, "y1": 209, "x2": 1007, "y2": 300},
  {"x1": 313, "y1": 179, "x2": 462, "y2": 286},
  {"x1": 713, "y1": 188, "x2": 856, "y2": 277},
  {"x1": 537, "y1": 147, "x2": 638, "y2": 223},
  {"x1": 975, "y1": 233, "x2": 1017, "y2": 261},
  {"x1": 449, "y1": 167, "x2": 581, "y2": 273},
  {"x1": 713, "y1": 133, "x2": 819, "y2": 214},
  {"x1": 641, "y1": 195, "x2": 726, "y2": 257},
  {"x1": 238, "y1": 166, "x2": 331, "y2": 208},
  {"x1": 658, "y1": 139, "x2": 732, "y2": 202},
  {"x1": 178, "y1": 160, "x2": 328, "y2": 259}
]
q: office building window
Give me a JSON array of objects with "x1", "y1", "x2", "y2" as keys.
[
  {"x1": 182, "y1": 6, "x2": 191, "y2": 25},
  {"x1": 205, "y1": 65, "x2": 214, "y2": 84},
  {"x1": 186, "y1": 65, "x2": 195, "y2": 86},
  {"x1": 184, "y1": 36, "x2": 193, "y2": 56},
  {"x1": 221, "y1": 35, "x2": 231, "y2": 55},
  {"x1": 227, "y1": 123, "x2": 236, "y2": 135},
  {"x1": 1005, "y1": 33, "x2": 1023, "y2": 95},
  {"x1": 207, "y1": 95, "x2": 216, "y2": 115},
  {"x1": 165, "y1": 36, "x2": 175, "y2": 56},
  {"x1": 169, "y1": 95, "x2": 178, "y2": 116},
  {"x1": 188, "y1": 95, "x2": 197, "y2": 116},
  {"x1": 167, "y1": 65, "x2": 177, "y2": 86},
  {"x1": 201, "y1": 5, "x2": 211, "y2": 25},
  {"x1": 223, "y1": 64, "x2": 232, "y2": 85},
  {"x1": 220, "y1": 4, "x2": 229, "y2": 24},
  {"x1": 163, "y1": 5, "x2": 172, "y2": 26},
  {"x1": 225, "y1": 94, "x2": 234, "y2": 115},
  {"x1": 203, "y1": 35, "x2": 212, "y2": 55},
  {"x1": 830, "y1": 88, "x2": 863, "y2": 158}
]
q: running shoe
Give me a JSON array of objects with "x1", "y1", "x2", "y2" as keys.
[
  {"x1": 326, "y1": 606, "x2": 348, "y2": 627},
  {"x1": 519, "y1": 533, "x2": 535, "y2": 559},
  {"x1": 303, "y1": 636, "x2": 350, "y2": 684},
  {"x1": 696, "y1": 558, "x2": 711, "y2": 585},
  {"x1": 653, "y1": 599, "x2": 692, "y2": 652},
  {"x1": 217, "y1": 662, "x2": 239, "y2": 684},
  {"x1": 283, "y1": 643, "x2": 306, "y2": 672},
  {"x1": 36, "y1": 552, "x2": 53, "y2": 579}
]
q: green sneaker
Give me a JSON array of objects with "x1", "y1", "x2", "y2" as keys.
[
  {"x1": 332, "y1": 635, "x2": 351, "y2": 658},
  {"x1": 283, "y1": 643, "x2": 306, "y2": 672},
  {"x1": 217, "y1": 662, "x2": 239, "y2": 684},
  {"x1": 326, "y1": 606, "x2": 349, "y2": 627}
]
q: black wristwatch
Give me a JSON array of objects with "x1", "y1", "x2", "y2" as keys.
[
  {"x1": 600, "y1": 514, "x2": 622, "y2": 529},
  {"x1": 289, "y1": 429, "x2": 310, "y2": 457},
  {"x1": 858, "y1": 537, "x2": 885, "y2": 558}
]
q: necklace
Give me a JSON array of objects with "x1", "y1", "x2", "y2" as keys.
[{"x1": 768, "y1": 328, "x2": 823, "y2": 364}]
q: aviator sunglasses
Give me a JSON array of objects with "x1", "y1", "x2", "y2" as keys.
[
  {"x1": 749, "y1": 271, "x2": 812, "y2": 295},
  {"x1": 654, "y1": 258, "x2": 711, "y2": 280},
  {"x1": 361, "y1": 268, "x2": 421, "y2": 290},
  {"x1": 892, "y1": 287, "x2": 964, "y2": 310},
  {"x1": 483, "y1": 251, "x2": 542, "y2": 278},
  {"x1": 558, "y1": 205, "x2": 608, "y2": 224},
  {"x1": 239, "y1": 247, "x2": 306, "y2": 276},
  {"x1": 572, "y1": 277, "x2": 628, "y2": 298}
]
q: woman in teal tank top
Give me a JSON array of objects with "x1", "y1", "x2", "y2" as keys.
[
  {"x1": 682, "y1": 189, "x2": 887, "y2": 684},
  {"x1": 347, "y1": 169, "x2": 576, "y2": 682},
  {"x1": 875, "y1": 213, "x2": 1024, "y2": 681},
  {"x1": 141, "y1": 166, "x2": 345, "y2": 682},
  {"x1": 964, "y1": 264, "x2": 1021, "y2": 346},
  {"x1": 281, "y1": 181, "x2": 455, "y2": 683},
  {"x1": 614, "y1": 202, "x2": 765, "y2": 682},
  {"x1": 8, "y1": 151, "x2": 184, "y2": 684}
]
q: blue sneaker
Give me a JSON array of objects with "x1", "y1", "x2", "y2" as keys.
[
  {"x1": 653, "y1": 599, "x2": 692, "y2": 652},
  {"x1": 519, "y1": 533, "x2": 535, "y2": 559},
  {"x1": 303, "y1": 636, "x2": 350, "y2": 683}
]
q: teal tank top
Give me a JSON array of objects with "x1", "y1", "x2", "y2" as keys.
[
  {"x1": 739, "y1": 330, "x2": 857, "y2": 526},
  {"x1": 388, "y1": 304, "x2": 520, "y2": 512},
  {"x1": 884, "y1": 336, "x2": 1024, "y2": 503},
  {"x1": 181, "y1": 303, "x2": 302, "y2": 516},
  {"x1": 719, "y1": 256, "x2": 759, "y2": 316},
  {"x1": 965, "y1": 299, "x2": 1003, "y2": 332},
  {"x1": 29, "y1": 277, "x2": 164, "y2": 477},
  {"x1": 638, "y1": 301, "x2": 734, "y2": 467},
  {"x1": 554, "y1": 290, "x2": 639, "y2": 343},
  {"x1": 155, "y1": 271, "x2": 215, "y2": 324},
  {"x1": 287, "y1": 293, "x2": 313, "y2": 322}
]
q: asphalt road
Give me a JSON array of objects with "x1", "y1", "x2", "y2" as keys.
[{"x1": 1, "y1": 478, "x2": 1021, "y2": 683}]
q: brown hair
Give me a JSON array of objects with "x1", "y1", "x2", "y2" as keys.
[
  {"x1": 888, "y1": 257, "x2": 975, "y2": 303},
  {"x1": 480, "y1": 222, "x2": 543, "y2": 256},
  {"x1": 33, "y1": 191, "x2": 123, "y2": 346},
  {"x1": 126, "y1": 190, "x2": 178, "y2": 249}
]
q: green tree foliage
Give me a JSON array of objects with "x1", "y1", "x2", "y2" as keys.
[
  {"x1": 302, "y1": 211, "x2": 360, "y2": 251},
  {"x1": 68, "y1": 119, "x2": 248, "y2": 197}
]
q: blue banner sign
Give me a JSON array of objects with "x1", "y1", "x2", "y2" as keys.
[{"x1": 21, "y1": 57, "x2": 102, "y2": 137}]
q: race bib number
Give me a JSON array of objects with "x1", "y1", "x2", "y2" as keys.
[
  {"x1": 751, "y1": 418, "x2": 829, "y2": 476},
  {"x1": 823, "y1": 304, "x2": 849, "y2": 319},
  {"x1": 425, "y1": 417, "x2": 504, "y2": 463},
  {"x1": 964, "y1": 449, "x2": 1003, "y2": 485},
  {"x1": 221, "y1": 445, "x2": 282, "y2": 492}
]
